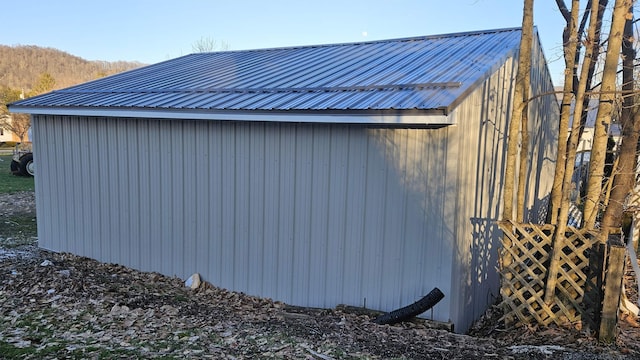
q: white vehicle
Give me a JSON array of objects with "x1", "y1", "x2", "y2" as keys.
[{"x1": 10, "y1": 143, "x2": 33, "y2": 177}]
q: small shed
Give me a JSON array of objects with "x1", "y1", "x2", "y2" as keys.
[{"x1": 9, "y1": 27, "x2": 559, "y2": 333}]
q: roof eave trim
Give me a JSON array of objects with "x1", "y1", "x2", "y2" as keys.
[{"x1": 11, "y1": 107, "x2": 454, "y2": 125}]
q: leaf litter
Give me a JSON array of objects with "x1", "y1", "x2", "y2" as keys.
[{"x1": 1, "y1": 191, "x2": 640, "y2": 359}]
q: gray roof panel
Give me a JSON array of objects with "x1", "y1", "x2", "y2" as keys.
[{"x1": 10, "y1": 28, "x2": 523, "y2": 116}]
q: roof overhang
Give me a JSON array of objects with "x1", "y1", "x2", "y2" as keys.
[{"x1": 8, "y1": 106, "x2": 454, "y2": 126}]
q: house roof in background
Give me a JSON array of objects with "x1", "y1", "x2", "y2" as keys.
[
  {"x1": 555, "y1": 87, "x2": 622, "y2": 136},
  {"x1": 10, "y1": 28, "x2": 523, "y2": 123}
]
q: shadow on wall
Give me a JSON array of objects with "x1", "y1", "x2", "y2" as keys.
[
  {"x1": 366, "y1": 126, "x2": 455, "y2": 312},
  {"x1": 470, "y1": 217, "x2": 501, "y2": 306}
]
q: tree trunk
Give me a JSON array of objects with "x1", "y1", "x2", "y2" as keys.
[
  {"x1": 548, "y1": 0, "x2": 581, "y2": 224},
  {"x1": 516, "y1": 1, "x2": 534, "y2": 223},
  {"x1": 557, "y1": 1, "x2": 602, "y2": 230},
  {"x1": 583, "y1": 0, "x2": 632, "y2": 228},
  {"x1": 503, "y1": 0, "x2": 534, "y2": 223},
  {"x1": 575, "y1": 0, "x2": 608, "y2": 199},
  {"x1": 501, "y1": 2, "x2": 534, "y2": 321},
  {"x1": 597, "y1": 1, "x2": 638, "y2": 243}
]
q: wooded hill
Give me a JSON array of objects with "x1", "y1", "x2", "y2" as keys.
[{"x1": 0, "y1": 45, "x2": 144, "y2": 91}]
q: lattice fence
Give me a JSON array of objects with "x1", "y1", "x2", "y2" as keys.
[{"x1": 498, "y1": 221, "x2": 601, "y2": 329}]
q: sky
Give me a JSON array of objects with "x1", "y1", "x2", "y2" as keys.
[{"x1": 2, "y1": 1, "x2": 574, "y2": 85}]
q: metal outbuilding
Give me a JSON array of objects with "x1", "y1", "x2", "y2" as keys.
[{"x1": 9, "y1": 27, "x2": 559, "y2": 333}]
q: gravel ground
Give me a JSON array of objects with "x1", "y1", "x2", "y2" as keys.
[{"x1": 1, "y1": 191, "x2": 638, "y2": 359}]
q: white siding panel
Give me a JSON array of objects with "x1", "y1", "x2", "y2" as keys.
[
  {"x1": 34, "y1": 115, "x2": 458, "y2": 326},
  {"x1": 171, "y1": 121, "x2": 185, "y2": 277},
  {"x1": 159, "y1": 121, "x2": 174, "y2": 274},
  {"x1": 361, "y1": 133, "x2": 387, "y2": 310},
  {"x1": 194, "y1": 121, "x2": 211, "y2": 281},
  {"x1": 277, "y1": 125, "x2": 295, "y2": 301},
  {"x1": 249, "y1": 122, "x2": 266, "y2": 296},
  {"x1": 116, "y1": 119, "x2": 131, "y2": 266},
  {"x1": 106, "y1": 119, "x2": 118, "y2": 263},
  {"x1": 342, "y1": 127, "x2": 367, "y2": 306},
  {"x1": 182, "y1": 121, "x2": 199, "y2": 278},
  {"x1": 292, "y1": 126, "x2": 312, "y2": 305},
  {"x1": 55, "y1": 117, "x2": 69, "y2": 251},
  {"x1": 234, "y1": 122, "x2": 250, "y2": 291},
  {"x1": 220, "y1": 122, "x2": 236, "y2": 289},
  {"x1": 77, "y1": 118, "x2": 93, "y2": 259},
  {"x1": 208, "y1": 122, "x2": 224, "y2": 287},
  {"x1": 326, "y1": 126, "x2": 348, "y2": 306},
  {"x1": 136, "y1": 119, "x2": 151, "y2": 272},
  {"x1": 309, "y1": 125, "x2": 330, "y2": 307},
  {"x1": 147, "y1": 120, "x2": 163, "y2": 272},
  {"x1": 262, "y1": 124, "x2": 280, "y2": 298}
]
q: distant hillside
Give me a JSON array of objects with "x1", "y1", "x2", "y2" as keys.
[{"x1": 0, "y1": 45, "x2": 145, "y2": 91}]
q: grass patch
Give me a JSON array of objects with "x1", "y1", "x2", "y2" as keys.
[
  {"x1": 0, "y1": 339, "x2": 145, "y2": 359},
  {"x1": 0, "y1": 155, "x2": 34, "y2": 194},
  {"x1": 0, "y1": 214, "x2": 37, "y2": 247},
  {"x1": 0, "y1": 340, "x2": 35, "y2": 358}
]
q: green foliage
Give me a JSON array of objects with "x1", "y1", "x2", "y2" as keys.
[
  {"x1": 0, "y1": 155, "x2": 34, "y2": 193},
  {"x1": 29, "y1": 72, "x2": 56, "y2": 96},
  {"x1": 0, "y1": 85, "x2": 22, "y2": 114}
]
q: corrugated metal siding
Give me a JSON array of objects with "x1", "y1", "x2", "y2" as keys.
[
  {"x1": 446, "y1": 32, "x2": 559, "y2": 332},
  {"x1": 33, "y1": 115, "x2": 455, "y2": 322},
  {"x1": 446, "y1": 57, "x2": 514, "y2": 333},
  {"x1": 15, "y1": 28, "x2": 522, "y2": 113}
]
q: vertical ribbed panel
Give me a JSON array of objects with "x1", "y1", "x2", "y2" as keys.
[
  {"x1": 446, "y1": 35, "x2": 559, "y2": 332},
  {"x1": 33, "y1": 114, "x2": 454, "y2": 323}
]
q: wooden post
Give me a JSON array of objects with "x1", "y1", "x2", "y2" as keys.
[
  {"x1": 583, "y1": 242, "x2": 605, "y2": 332},
  {"x1": 498, "y1": 221, "x2": 515, "y2": 326},
  {"x1": 544, "y1": 231, "x2": 564, "y2": 304},
  {"x1": 599, "y1": 240, "x2": 626, "y2": 343}
]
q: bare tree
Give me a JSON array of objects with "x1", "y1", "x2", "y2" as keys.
[
  {"x1": 0, "y1": 113, "x2": 30, "y2": 142},
  {"x1": 545, "y1": 0, "x2": 603, "y2": 303},
  {"x1": 0, "y1": 85, "x2": 30, "y2": 141},
  {"x1": 516, "y1": 0, "x2": 535, "y2": 223},
  {"x1": 192, "y1": 36, "x2": 230, "y2": 53},
  {"x1": 597, "y1": 0, "x2": 638, "y2": 242},
  {"x1": 583, "y1": 0, "x2": 632, "y2": 228},
  {"x1": 557, "y1": 1, "x2": 602, "y2": 230},
  {"x1": 548, "y1": 0, "x2": 576, "y2": 225}
]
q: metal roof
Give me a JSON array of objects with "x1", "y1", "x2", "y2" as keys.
[{"x1": 10, "y1": 28, "x2": 523, "y2": 122}]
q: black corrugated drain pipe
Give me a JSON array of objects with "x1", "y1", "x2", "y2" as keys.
[{"x1": 373, "y1": 287, "x2": 445, "y2": 325}]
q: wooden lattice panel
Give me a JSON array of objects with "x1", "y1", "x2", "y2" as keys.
[
  {"x1": 554, "y1": 226, "x2": 600, "y2": 325},
  {"x1": 498, "y1": 221, "x2": 600, "y2": 328}
]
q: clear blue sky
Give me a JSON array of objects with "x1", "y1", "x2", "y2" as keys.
[{"x1": 3, "y1": 1, "x2": 573, "y2": 85}]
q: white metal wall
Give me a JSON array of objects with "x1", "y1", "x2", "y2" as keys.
[
  {"x1": 446, "y1": 32, "x2": 559, "y2": 332},
  {"x1": 33, "y1": 115, "x2": 456, "y2": 324}
]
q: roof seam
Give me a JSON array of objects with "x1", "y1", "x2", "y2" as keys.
[{"x1": 53, "y1": 82, "x2": 463, "y2": 95}]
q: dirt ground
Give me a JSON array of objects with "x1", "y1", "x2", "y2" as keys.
[{"x1": 1, "y1": 191, "x2": 639, "y2": 359}]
